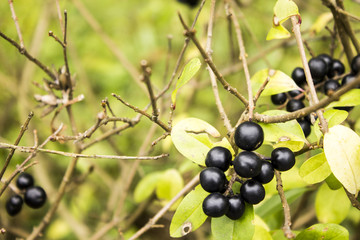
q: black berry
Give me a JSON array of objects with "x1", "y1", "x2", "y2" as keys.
[
  {"x1": 200, "y1": 167, "x2": 228, "y2": 193},
  {"x1": 226, "y1": 195, "x2": 245, "y2": 220},
  {"x1": 205, "y1": 146, "x2": 232, "y2": 172},
  {"x1": 6, "y1": 195, "x2": 23, "y2": 216},
  {"x1": 291, "y1": 67, "x2": 306, "y2": 86},
  {"x1": 351, "y1": 54, "x2": 360, "y2": 74},
  {"x1": 324, "y1": 79, "x2": 340, "y2": 95},
  {"x1": 271, "y1": 147, "x2": 295, "y2": 171},
  {"x1": 253, "y1": 161, "x2": 274, "y2": 184},
  {"x1": 240, "y1": 180, "x2": 265, "y2": 205},
  {"x1": 308, "y1": 57, "x2": 327, "y2": 83},
  {"x1": 271, "y1": 93, "x2": 287, "y2": 105},
  {"x1": 16, "y1": 172, "x2": 34, "y2": 190},
  {"x1": 202, "y1": 192, "x2": 229, "y2": 217},
  {"x1": 317, "y1": 53, "x2": 332, "y2": 74},
  {"x1": 234, "y1": 121, "x2": 264, "y2": 151},
  {"x1": 177, "y1": 0, "x2": 200, "y2": 7},
  {"x1": 328, "y1": 59, "x2": 345, "y2": 78},
  {"x1": 288, "y1": 89, "x2": 305, "y2": 101},
  {"x1": 233, "y1": 151, "x2": 262, "y2": 178},
  {"x1": 341, "y1": 74, "x2": 359, "y2": 88},
  {"x1": 297, "y1": 118, "x2": 311, "y2": 137},
  {"x1": 24, "y1": 186, "x2": 47, "y2": 209},
  {"x1": 286, "y1": 99, "x2": 305, "y2": 112}
]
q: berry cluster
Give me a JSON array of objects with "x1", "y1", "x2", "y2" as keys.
[
  {"x1": 5, "y1": 172, "x2": 47, "y2": 216},
  {"x1": 201, "y1": 121, "x2": 296, "y2": 220}
]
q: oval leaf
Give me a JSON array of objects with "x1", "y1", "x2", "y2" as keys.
[
  {"x1": 170, "y1": 184, "x2": 209, "y2": 237},
  {"x1": 211, "y1": 204, "x2": 255, "y2": 240},
  {"x1": 251, "y1": 69, "x2": 300, "y2": 96},
  {"x1": 171, "y1": 118, "x2": 221, "y2": 166},
  {"x1": 327, "y1": 89, "x2": 360, "y2": 108},
  {"x1": 172, "y1": 58, "x2": 201, "y2": 104},
  {"x1": 295, "y1": 223, "x2": 349, "y2": 240},
  {"x1": 156, "y1": 169, "x2": 184, "y2": 201},
  {"x1": 274, "y1": 0, "x2": 299, "y2": 23},
  {"x1": 134, "y1": 171, "x2": 163, "y2": 203},
  {"x1": 315, "y1": 183, "x2": 350, "y2": 224},
  {"x1": 299, "y1": 152, "x2": 331, "y2": 184},
  {"x1": 324, "y1": 125, "x2": 360, "y2": 195}
]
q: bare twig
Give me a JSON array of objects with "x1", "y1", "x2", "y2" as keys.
[
  {"x1": 140, "y1": 60, "x2": 159, "y2": 120},
  {"x1": 344, "y1": 188, "x2": 360, "y2": 210},
  {"x1": 8, "y1": 0, "x2": 24, "y2": 50}
]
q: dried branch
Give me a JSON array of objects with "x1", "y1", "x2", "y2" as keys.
[{"x1": 140, "y1": 60, "x2": 159, "y2": 120}]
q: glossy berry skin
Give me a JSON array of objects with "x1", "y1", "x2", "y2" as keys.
[
  {"x1": 16, "y1": 172, "x2": 34, "y2": 190},
  {"x1": 240, "y1": 180, "x2": 265, "y2": 205},
  {"x1": 288, "y1": 89, "x2": 305, "y2": 101},
  {"x1": 297, "y1": 118, "x2": 311, "y2": 137},
  {"x1": 351, "y1": 54, "x2": 360, "y2": 74},
  {"x1": 24, "y1": 186, "x2": 47, "y2": 209},
  {"x1": 271, "y1": 93, "x2": 287, "y2": 105},
  {"x1": 234, "y1": 121, "x2": 264, "y2": 151},
  {"x1": 177, "y1": 0, "x2": 200, "y2": 7},
  {"x1": 308, "y1": 58, "x2": 327, "y2": 83},
  {"x1": 233, "y1": 151, "x2": 262, "y2": 178},
  {"x1": 226, "y1": 195, "x2": 245, "y2": 220},
  {"x1": 253, "y1": 161, "x2": 274, "y2": 184},
  {"x1": 317, "y1": 53, "x2": 332, "y2": 74},
  {"x1": 291, "y1": 67, "x2": 306, "y2": 86},
  {"x1": 324, "y1": 79, "x2": 340, "y2": 95},
  {"x1": 200, "y1": 167, "x2": 228, "y2": 193},
  {"x1": 328, "y1": 59, "x2": 345, "y2": 78},
  {"x1": 6, "y1": 195, "x2": 23, "y2": 216},
  {"x1": 202, "y1": 192, "x2": 229, "y2": 217},
  {"x1": 271, "y1": 147, "x2": 295, "y2": 171},
  {"x1": 205, "y1": 146, "x2": 232, "y2": 172},
  {"x1": 341, "y1": 74, "x2": 359, "y2": 88},
  {"x1": 286, "y1": 99, "x2": 305, "y2": 112}
]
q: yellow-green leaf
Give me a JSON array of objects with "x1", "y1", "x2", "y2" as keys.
[
  {"x1": 310, "y1": 12, "x2": 333, "y2": 35},
  {"x1": 295, "y1": 223, "x2": 349, "y2": 240},
  {"x1": 314, "y1": 109, "x2": 348, "y2": 141},
  {"x1": 266, "y1": 24, "x2": 291, "y2": 40},
  {"x1": 327, "y1": 89, "x2": 360, "y2": 108},
  {"x1": 134, "y1": 171, "x2": 163, "y2": 203},
  {"x1": 299, "y1": 152, "x2": 331, "y2": 184},
  {"x1": 324, "y1": 125, "x2": 360, "y2": 195},
  {"x1": 172, "y1": 58, "x2": 201, "y2": 104},
  {"x1": 251, "y1": 69, "x2": 300, "y2": 96},
  {"x1": 273, "y1": 0, "x2": 299, "y2": 23},
  {"x1": 156, "y1": 169, "x2": 184, "y2": 201}
]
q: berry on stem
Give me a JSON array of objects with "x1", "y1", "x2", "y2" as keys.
[
  {"x1": 308, "y1": 57, "x2": 327, "y2": 83},
  {"x1": 286, "y1": 99, "x2": 305, "y2": 112},
  {"x1": 200, "y1": 167, "x2": 228, "y2": 193},
  {"x1": 253, "y1": 161, "x2": 274, "y2": 184},
  {"x1": 233, "y1": 151, "x2": 262, "y2": 178},
  {"x1": 291, "y1": 67, "x2": 306, "y2": 86},
  {"x1": 24, "y1": 186, "x2": 47, "y2": 209},
  {"x1": 297, "y1": 118, "x2": 311, "y2": 137},
  {"x1": 324, "y1": 79, "x2": 340, "y2": 96},
  {"x1": 328, "y1": 59, "x2": 345, "y2": 78},
  {"x1": 288, "y1": 89, "x2": 305, "y2": 101},
  {"x1": 240, "y1": 180, "x2": 265, "y2": 205},
  {"x1": 271, "y1": 93, "x2": 287, "y2": 105},
  {"x1": 202, "y1": 192, "x2": 229, "y2": 217},
  {"x1": 271, "y1": 147, "x2": 295, "y2": 171},
  {"x1": 16, "y1": 172, "x2": 34, "y2": 190},
  {"x1": 6, "y1": 194, "x2": 23, "y2": 216},
  {"x1": 351, "y1": 54, "x2": 360, "y2": 74},
  {"x1": 226, "y1": 195, "x2": 246, "y2": 220},
  {"x1": 234, "y1": 121, "x2": 264, "y2": 151},
  {"x1": 317, "y1": 53, "x2": 332, "y2": 74},
  {"x1": 205, "y1": 146, "x2": 232, "y2": 172}
]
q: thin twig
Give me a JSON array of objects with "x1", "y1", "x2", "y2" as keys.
[
  {"x1": 55, "y1": 0, "x2": 65, "y2": 35},
  {"x1": 0, "y1": 112, "x2": 34, "y2": 181},
  {"x1": 344, "y1": 188, "x2": 360, "y2": 210},
  {"x1": 140, "y1": 60, "x2": 159, "y2": 120},
  {"x1": 8, "y1": 0, "x2": 24, "y2": 50},
  {"x1": 275, "y1": 170, "x2": 295, "y2": 239}
]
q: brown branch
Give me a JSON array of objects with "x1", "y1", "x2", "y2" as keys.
[
  {"x1": 178, "y1": 12, "x2": 249, "y2": 107},
  {"x1": 344, "y1": 188, "x2": 360, "y2": 210},
  {"x1": 8, "y1": 0, "x2": 24, "y2": 49},
  {"x1": 140, "y1": 60, "x2": 159, "y2": 120},
  {"x1": 275, "y1": 170, "x2": 295, "y2": 239},
  {"x1": 0, "y1": 112, "x2": 34, "y2": 181}
]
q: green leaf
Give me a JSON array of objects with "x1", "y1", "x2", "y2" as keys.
[
  {"x1": 258, "y1": 110, "x2": 305, "y2": 152},
  {"x1": 299, "y1": 152, "x2": 331, "y2": 184},
  {"x1": 324, "y1": 125, "x2": 360, "y2": 195},
  {"x1": 252, "y1": 226, "x2": 273, "y2": 240},
  {"x1": 134, "y1": 171, "x2": 162, "y2": 203},
  {"x1": 171, "y1": 118, "x2": 221, "y2": 166},
  {"x1": 156, "y1": 169, "x2": 184, "y2": 201},
  {"x1": 170, "y1": 185, "x2": 209, "y2": 237},
  {"x1": 172, "y1": 58, "x2": 201, "y2": 104},
  {"x1": 327, "y1": 89, "x2": 360, "y2": 108},
  {"x1": 251, "y1": 69, "x2": 300, "y2": 96},
  {"x1": 266, "y1": 24, "x2": 291, "y2": 40},
  {"x1": 310, "y1": 12, "x2": 333, "y2": 35},
  {"x1": 326, "y1": 173, "x2": 343, "y2": 190},
  {"x1": 314, "y1": 109, "x2": 348, "y2": 141},
  {"x1": 212, "y1": 204, "x2": 255, "y2": 240},
  {"x1": 295, "y1": 223, "x2": 349, "y2": 240},
  {"x1": 315, "y1": 183, "x2": 350, "y2": 224}
]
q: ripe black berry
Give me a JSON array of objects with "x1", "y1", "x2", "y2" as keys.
[
  {"x1": 226, "y1": 195, "x2": 245, "y2": 220},
  {"x1": 6, "y1": 195, "x2": 23, "y2": 216},
  {"x1": 234, "y1": 121, "x2": 264, "y2": 151},
  {"x1": 205, "y1": 146, "x2": 232, "y2": 172},
  {"x1": 351, "y1": 54, "x2": 360, "y2": 74},
  {"x1": 291, "y1": 67, "x2": 306, "y2": 86},
  {"x1": 16, "y1": 172, "x2": 34, "y2": 190},
  {"x1": 253, "y1": 161, "x2": 274, "y2": 184},
  {"x1": 328, "y1": 59, "x2": 345, "y2": 78},
  {"x1": 317, "y1": 53, "x2": 332, "y2": 74},
  {"x1": 271, "y1": 147, "x2": 295, "y2": 171},
  {"x1": 286, "y1": 99, "x2": 305, "y2": 112},
  {"x1": 233, "y1": 151, "x2": 262, "y2": 178},
  {"x1": 240, "y1": 180, "x2": 265, "y2": 205},
  {"x1": 308, "y1": 57, "x2": 327, "y2": 83},
  {"x1": 297, "y1": 118, "x2": 311, "y2": 137},
  {"x1": 177, "y1": 0, "x2": 200, "y2": 7},
  {"x1": 202, "y1": 192, "x2": 229, "y2": 217},
  {"x1": 200, "y1": 167, "x2": 228, "y2": 193},
  {"x1": 341, "y1": 74, "x2": 359, "y2": 88},
  {"x1": 288, "y1": 89, "x2": 305, "y2": 101},
  {"x1": 24, "y1": 186, "x2": 47, "y2": 209},
  {"x1": 324, "y1": 79, "x2": 340, "y2": 95},
  {"x1": 271, "y1": 93, "x2": 287, "y2": 105}
]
